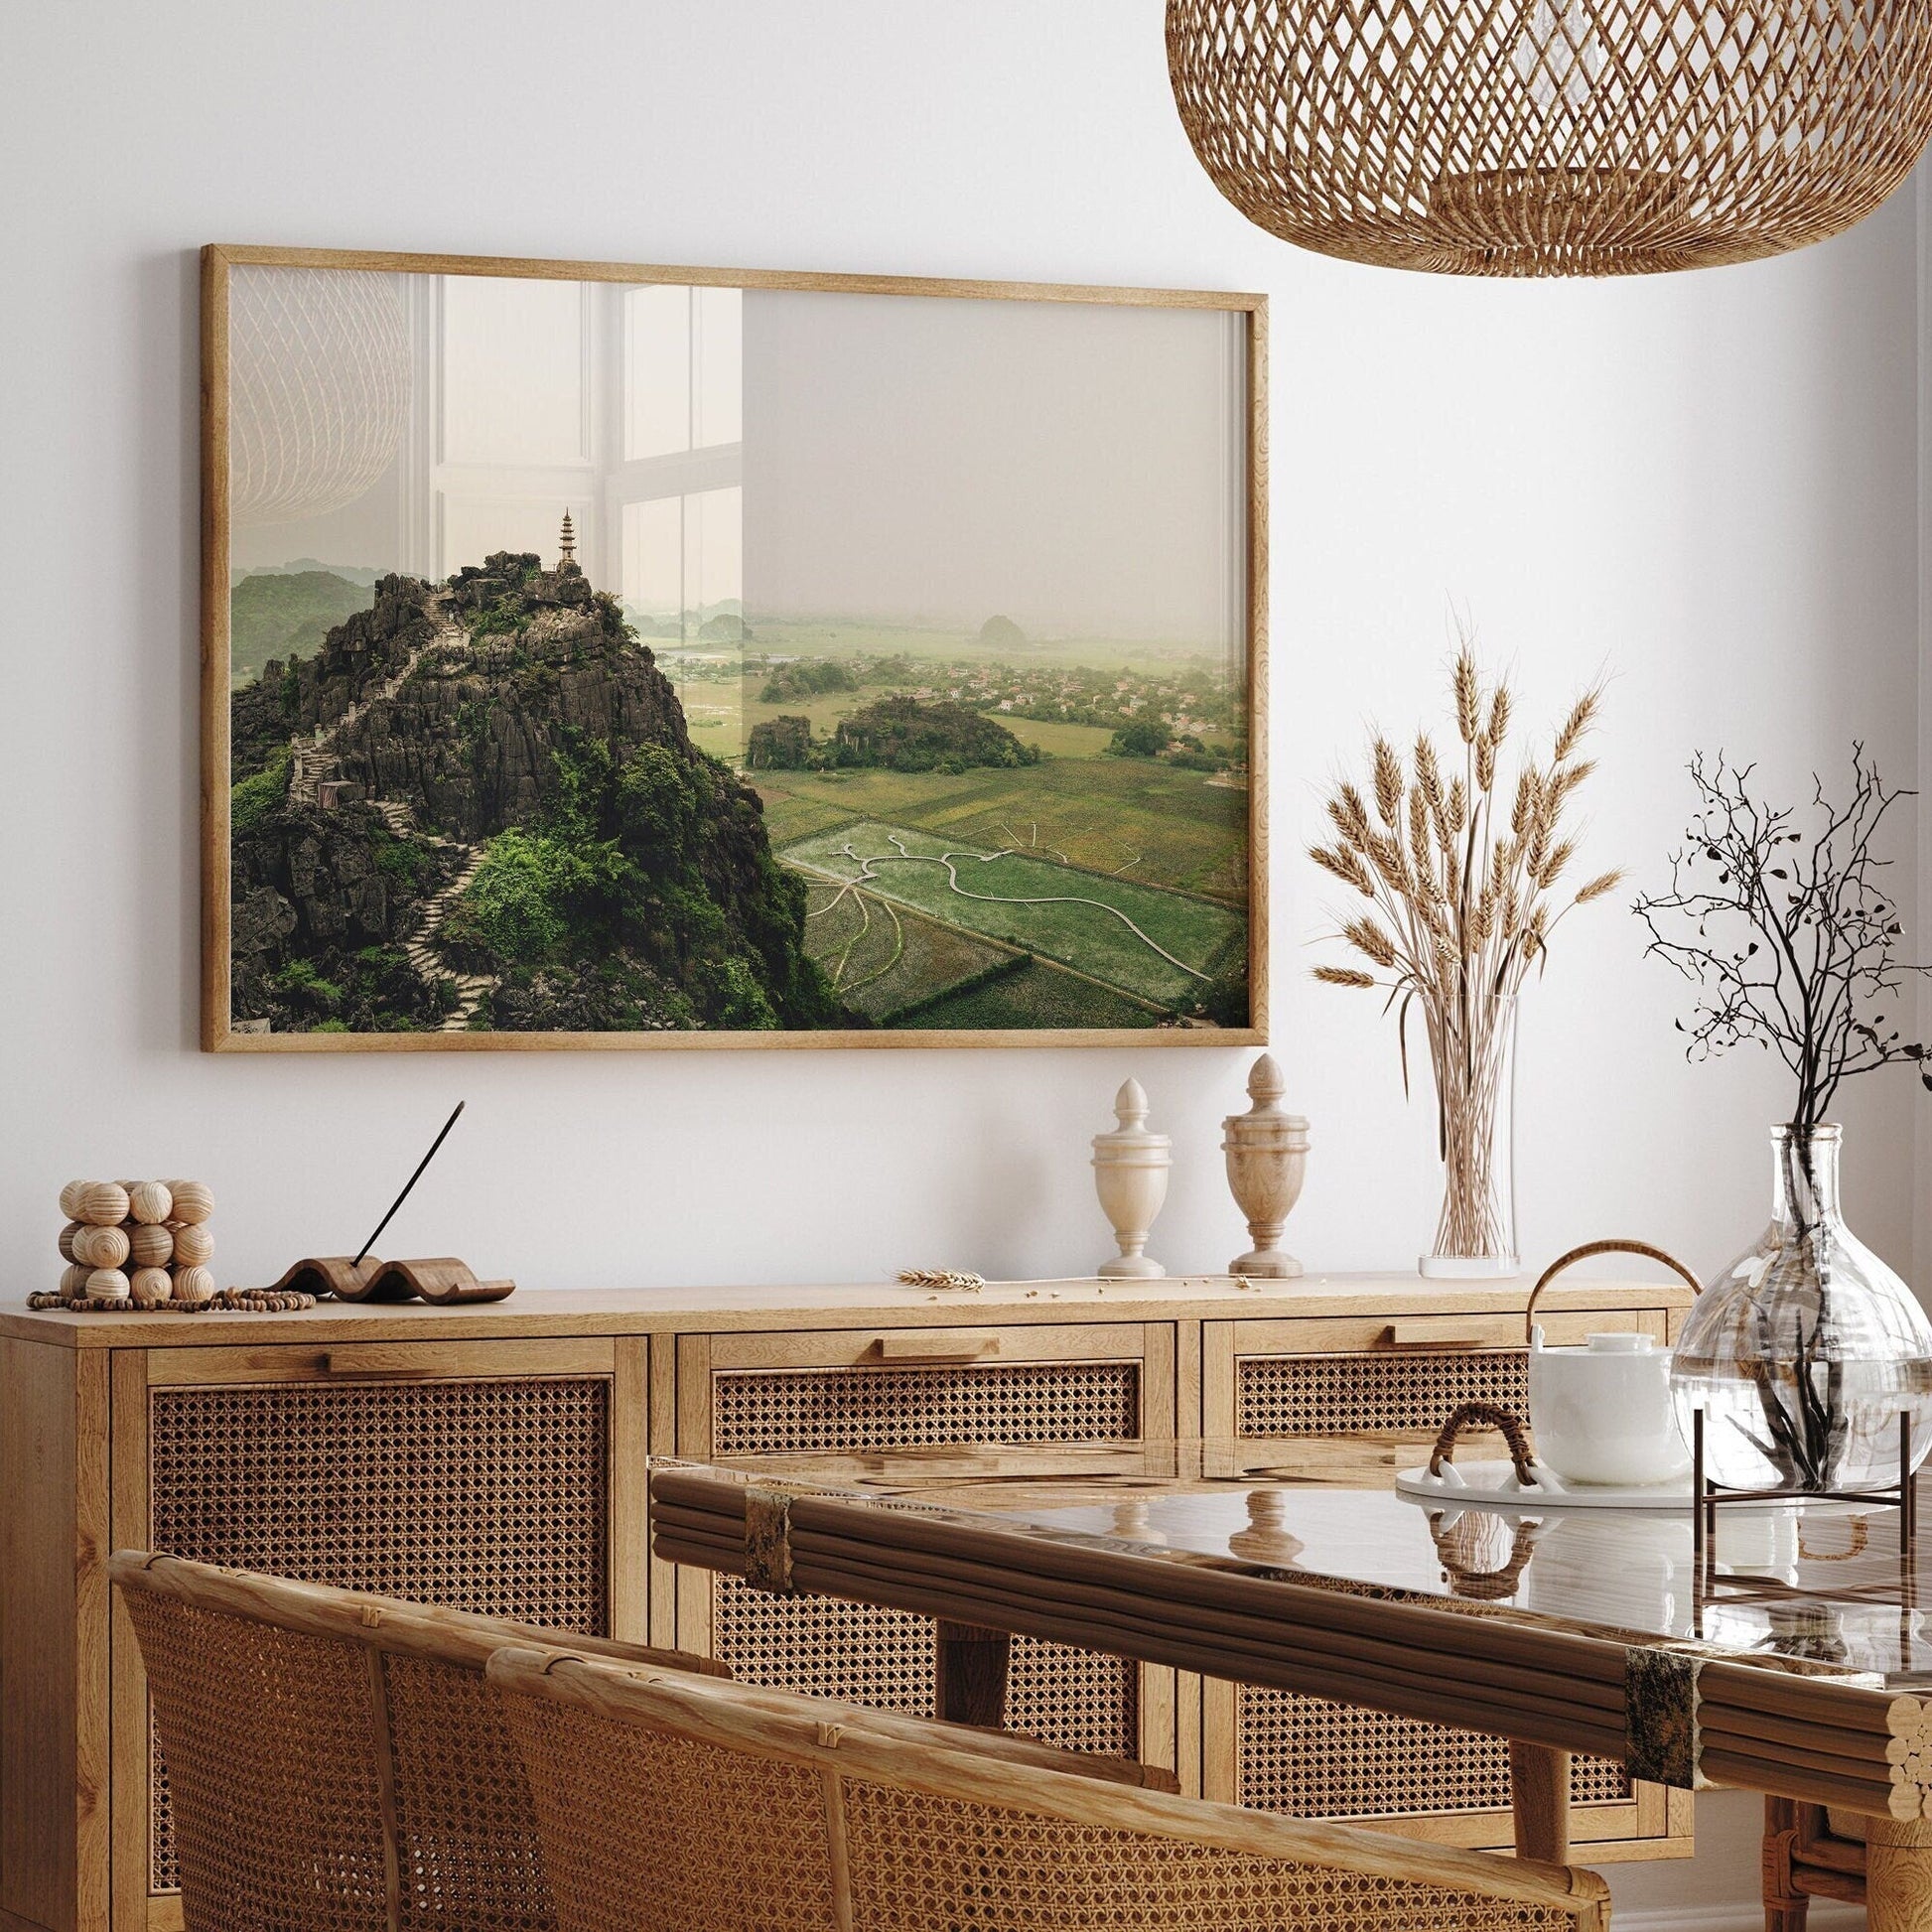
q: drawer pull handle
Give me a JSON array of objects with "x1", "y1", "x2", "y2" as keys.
[
  {"x1": 321, "y1": 1350, "x2": 438, "y2": 1378},
  {"x1": 866, "y1": 1336, "x2": 1001, "y2": 1365},
  {"x1": 1378, "y1": 1323, "x2": 1509, "y2": 1351}
]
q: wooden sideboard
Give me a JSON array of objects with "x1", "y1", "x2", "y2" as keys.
[{"x1": 0, "y1": 1272, "x2": 1693, "y2": 1932}]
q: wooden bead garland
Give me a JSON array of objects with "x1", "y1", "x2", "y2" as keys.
[
  {"x1": 43, "y1": 1179, "x2": 233, "y2": 1312},
  {"x1": 34, "y1": 1180, "x2": 316, "y2": 1314}
]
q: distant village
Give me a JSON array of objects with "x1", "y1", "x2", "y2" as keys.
[{"x1": 714, "y1": 648, "x2": 1243, "y2": 746}]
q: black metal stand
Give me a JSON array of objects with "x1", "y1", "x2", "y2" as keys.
[{"x1": 1691, "y1": 1407, "x2": 1918, "y2": 1577}]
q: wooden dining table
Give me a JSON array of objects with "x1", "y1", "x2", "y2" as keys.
[{"x1": 650, "y1": 1438, "x2": 1932, "y2": 1929}]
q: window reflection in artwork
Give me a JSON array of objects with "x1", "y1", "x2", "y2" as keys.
[{"x1": 623, "y1": 285, "x2": 743, "y2": 459}]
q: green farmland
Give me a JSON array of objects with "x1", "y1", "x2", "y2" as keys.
[
  {"x1": 909, "y1": 960, "x2": 1164, "y2": 1031},
  {"x1": 783, "y1": 821, "x2": 1244, "y2": 1009},
  {"x1": 753, "y1": 756, "x2": 1249, "y2": 901},
  {"x1": 803, "y1": 884, "x2": 1019, "y2": 1021},
  {"x1": 726, "y1": 614, "x2": 1249, "y2": 1029}
]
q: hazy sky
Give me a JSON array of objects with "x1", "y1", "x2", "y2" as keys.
[{"x1": 744, "y1": 290, "x2": 1246, "y2": 645}]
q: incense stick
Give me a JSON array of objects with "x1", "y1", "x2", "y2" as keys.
[{"x1": 351, "y1": 1102, "x2": 465, "y2": 1267}]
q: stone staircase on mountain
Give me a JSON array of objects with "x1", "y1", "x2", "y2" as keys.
[
  {"x1": 373, "y1": 797, "x2": 498, "y2": 1032},
  {"x1": 280, "y1": 597, "x2": 497, "y2": 1030},
  {"x1": 403, "y1": 843, "x2": 498, "y2": 1033},
  {"x1": 287, "y1": 596, "x2": 462, "y2": 810}
]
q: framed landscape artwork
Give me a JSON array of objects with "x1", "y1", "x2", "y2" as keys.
[{"x1": 201, "y1": 245, "x2": 1266, "y2": 1050}]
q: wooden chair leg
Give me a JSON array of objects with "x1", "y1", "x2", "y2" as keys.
[{"x1": 1762, "y1": 1796, "x2": 1811, "y2": 1932}]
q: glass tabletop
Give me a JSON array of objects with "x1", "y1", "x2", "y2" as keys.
[{"x1": 651, "y1": 1438, "x2": 1932, "y2": 1682}]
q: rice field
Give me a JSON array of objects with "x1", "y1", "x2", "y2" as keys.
[
  {"x1": 783, "y1": 821, "x2": 1244, "y2": 1008},
  {"x1": 802, "y1": 883, "x2": 1019, "y2": 1020},
  {"x1": 754, "y1": 757, "x2": 1248, "y2": 901},
  {"x1": 905, "y1": 960, "x2": 1165, "y2": 1031}
]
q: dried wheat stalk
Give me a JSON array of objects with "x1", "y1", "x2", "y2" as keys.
[
  {"x1": 897, "y1": 1268, "x2": 986, "y2": 1293},
  {"x1": 1311, "y1": 640, "x2": 1620, "y2": 1260}
]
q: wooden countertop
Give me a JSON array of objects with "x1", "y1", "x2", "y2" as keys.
[{"x1": 0, "y1": 1271, "x2": 1694, "y2": 1349}]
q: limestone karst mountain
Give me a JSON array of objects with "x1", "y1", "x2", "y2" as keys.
[{"x1": 228, "y1": 553, "x2": 844, "y2": 1034}]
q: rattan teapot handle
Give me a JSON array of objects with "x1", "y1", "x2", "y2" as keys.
[
  {"x1": 1428, "y1": 1400, "x2": 1540, "y2": 1488},
  {"x1": 1524, "y1": 1239, "x2": 1703, "y2": 1346}
]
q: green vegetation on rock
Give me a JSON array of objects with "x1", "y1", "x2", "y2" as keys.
[
  {"x1": 836, "y1": 696, "x2": 1039, "y2": 773},
  {"x1": 231, "y1": 747, "x2": 292, "y2": 835},
  {"x1": 759, "y1": 659, "x2": 856, "y2": 704},
  {"x1": 749, "y1": 696, "x2": 1039, "y2": 776}
]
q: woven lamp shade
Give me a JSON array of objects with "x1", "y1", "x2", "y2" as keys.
[{"x1": 1168, "y1": 2, "x2": 1932, "y2": 276}]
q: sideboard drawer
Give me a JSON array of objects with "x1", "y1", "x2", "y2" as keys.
[
  {"x1": 675, "y1": 1322, "x2": 1174, "y2": 1770},
  {"x1": 1209, "y1": 1309, "x2": 1666, "y2": 1477},
  {"x1": 706, "y1": 1323, "x2": 1154, "y2": 1454}
]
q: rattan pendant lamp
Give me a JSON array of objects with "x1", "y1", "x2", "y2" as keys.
[{"x1": 1168, "y1": 2, "x2": 1932, "y2": 276}]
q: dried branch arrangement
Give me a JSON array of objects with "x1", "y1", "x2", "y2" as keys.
[
  {"x1": 1634, "y1": 747, "x2": 1931, "y2": 1138},
  {"x1": 1636, "y1": 747, "x2": 1932, "y2": 1488},
  {"x1": 1311, "y1": 644, "x2": 1620, "y2": 1260}
]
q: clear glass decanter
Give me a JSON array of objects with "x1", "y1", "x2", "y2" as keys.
[{"x1": 1670, "y1": 1125, "x2": 1932, "y2": 1491}]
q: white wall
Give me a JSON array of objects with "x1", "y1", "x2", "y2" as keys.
[{"x1": 1, "y1": 6, "x2": 1921, "y2": 1923}]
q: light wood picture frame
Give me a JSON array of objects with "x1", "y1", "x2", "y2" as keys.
[{"x1": 202, "y1": 245, "x2": 1267, "y2": 1051}]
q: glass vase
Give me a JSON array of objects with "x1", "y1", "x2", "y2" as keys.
[
  {"x1": 1418, "y1": 991, "x2": 1518, "y2": 1279},
  {"x1": 1670, "y1": 1125, "x2": 1932, "y2": 1491}
]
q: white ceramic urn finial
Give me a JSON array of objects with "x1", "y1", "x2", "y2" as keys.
[
  {"x1": 1222, "y1": 1053, "x2": 1311, "y2": 1279},
  {"x1": 1092, "y1": 1078, "x2": 1172, "y2": 1279}
]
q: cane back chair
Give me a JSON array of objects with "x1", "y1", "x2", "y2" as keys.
[
  {"x1": 110, "y1": 1551, "x2": 730, "y2": 1932},
  {"x1": 111, "y1": 1551, "x2": 1181, "y2": 1932},
  {"x1": 487, "y1": 1640, "x2": 1615, "y2": 1932}
]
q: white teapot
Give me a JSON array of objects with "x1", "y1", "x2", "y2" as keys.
[{"x1": 1526, "y1": 1241, "x2": 1704, "y2": 1487}]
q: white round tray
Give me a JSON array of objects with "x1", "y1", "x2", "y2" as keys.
[{"x1": 1396, "y1": 1459, "x2": 1741, "y2": 1513}]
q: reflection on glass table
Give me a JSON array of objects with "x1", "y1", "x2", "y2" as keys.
[{"x1": 653, "y1": 1437, "x2": 1928, "y2": 1682}]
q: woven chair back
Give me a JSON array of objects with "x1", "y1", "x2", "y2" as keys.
[
  {"x1": 110, "y1": 1552, "x2": 722, "y2": 1932},
  {"x1": 487, "y1": 1643, "x2": 1612, "y2": 1932}
]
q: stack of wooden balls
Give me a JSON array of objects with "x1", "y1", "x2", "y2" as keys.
[{"x1": 57, "y1": 1180, "x2": 215, "y2": 1308}]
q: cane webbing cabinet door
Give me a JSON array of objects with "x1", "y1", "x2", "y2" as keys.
[
  {"x1": 672, "y1": 1322, "x2": 1178, "y2": 1773},
  {"x1": 1201, "y1": 1307, "x2": 1691, "y2": 1861},
  {"x1": 106, "y1": 1335, "x2": 647, "y2": 1932}
]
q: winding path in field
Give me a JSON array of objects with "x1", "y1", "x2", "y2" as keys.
[
  {"x1": 802, "y1": 874, "x2": 904, "y2": 991},
  {"x1": 834, "y1": 835, "x2": 1211, "y2": 982}
]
